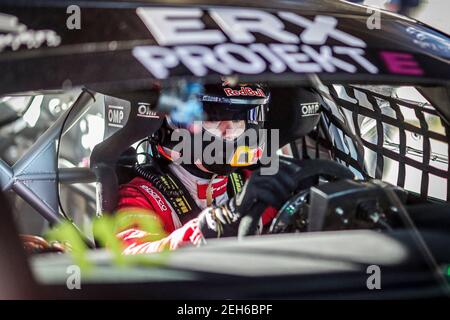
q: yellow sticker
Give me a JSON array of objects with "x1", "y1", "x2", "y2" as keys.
[{"x1": 230, "y1": 146, "x2": 253, "y2": 167}]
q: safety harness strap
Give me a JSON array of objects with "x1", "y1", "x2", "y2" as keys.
[{"x1": 158, "y1": 167, "x2": 246, "y2": 225}]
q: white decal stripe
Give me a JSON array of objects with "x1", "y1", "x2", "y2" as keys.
[{"x1": 108, "y1": 123, "x2": 123, "y2": 128}]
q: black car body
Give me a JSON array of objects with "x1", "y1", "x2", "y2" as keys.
[{"x1": 0, "y1": 0, "x2": 449, "y2": 299}]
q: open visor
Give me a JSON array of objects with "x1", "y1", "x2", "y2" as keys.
[
  {"x1": 202, "y1": 120, "x2": 246, "y2": 140},
  {"x1": 166, "y1": 118, "x2": 248, "y2": 140},
  {"x1": 200, "y1": 94, "x2": 269, "y2": 121}
]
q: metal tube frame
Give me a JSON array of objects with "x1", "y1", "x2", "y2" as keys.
[{"x1": 0, "y1": 90, "x2": 95, "y2": 224}]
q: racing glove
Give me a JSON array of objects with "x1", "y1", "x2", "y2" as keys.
[
  {"x1": 118, "y1": 218, "x2": 204, "y2": 254},
  {"x1": 198, "y1": 158, "x2": 301, "y2": 238}
]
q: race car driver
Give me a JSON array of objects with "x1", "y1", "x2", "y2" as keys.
[{"x1": 115, "y1": 82, "x2": 302, "y2": 254}]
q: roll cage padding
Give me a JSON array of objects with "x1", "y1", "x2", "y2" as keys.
[
  {"x1": 90, "y1": 98, "x2": 163, "y2": 215},
  {"x1": 266, "y1": 87, "x2": 322, "y2": 148}
]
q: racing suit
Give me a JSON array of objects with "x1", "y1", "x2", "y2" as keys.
[{"x1": 116, "y1": 163, "x2": 277, "y2": 254}]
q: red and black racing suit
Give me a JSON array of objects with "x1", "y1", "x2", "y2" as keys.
[{"x1": 116, "y1": 163, "x2": 277, "y2": 254}]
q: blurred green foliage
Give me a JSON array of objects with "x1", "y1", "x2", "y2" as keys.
[{"x1": 46, "y1": 208, "x2": 169, "y2": 272}]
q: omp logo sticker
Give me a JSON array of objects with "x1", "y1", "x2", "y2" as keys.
[
  {"x1": 133, "y1": 8, "x2": 379, "y2": 79},
  {"x1": 300, "y1": 102, "x2": 320, "y2": 116},
  {"x1": 137, "y1": 102, "x2": 160, "y2": 119},
  {"x1": 0, "y1": 13, "x2": 61, "y2": 52},
  {"x1": 107, "y1": 105, "x2": 125, "y2": 128},
  {"x1": 140, "y1": 185, "x2": 169, "y2": 212}
]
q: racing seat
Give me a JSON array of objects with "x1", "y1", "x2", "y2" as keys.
[
  {"x1": 90, "y1": 94, "x2": 163, "y2": 215},
  {"x1": 90, "y1": 86, "x2": 323, "y2": 215},
  {"x1": 264, "y1": 86, "x2": 323, "y2": 158}
]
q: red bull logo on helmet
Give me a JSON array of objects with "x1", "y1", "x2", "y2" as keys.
[{"x1": 223, "y1": 87, "x2": 266, "y2": 97}]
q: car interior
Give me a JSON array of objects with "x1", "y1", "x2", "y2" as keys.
[{"x1": 1, "y1": 79, "x2": 450, "y2": 299}]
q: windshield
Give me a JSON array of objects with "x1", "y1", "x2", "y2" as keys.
[
  {"x1": 2, "y1": 0, "x2": 450, "y2": 303},
  {"x1": 0, "y1": 78, "x2": 448, "y2": 300}
]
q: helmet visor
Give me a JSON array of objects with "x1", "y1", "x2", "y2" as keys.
[
  {"x1": 200, "y1": 94, "x2": 269, "y2": 121},
  {"x1": 202, "y1": 120, "x2": 246, "y2": 140}
]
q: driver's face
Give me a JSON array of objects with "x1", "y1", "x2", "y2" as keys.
[
  {"x1": 168, "y1": 116, "x2": 247, "y2": 140},
  {"x1": 202, "y1": 120, "x2": 246, "y2": 140}
]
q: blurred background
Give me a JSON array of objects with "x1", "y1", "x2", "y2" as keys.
[{"x1": 346, "y1": 0, "x2": 450, "y2": 34}]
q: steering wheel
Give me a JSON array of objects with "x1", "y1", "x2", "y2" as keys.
[{"x1": 238, "y1": 159, "x2": 355, "y2": 237}]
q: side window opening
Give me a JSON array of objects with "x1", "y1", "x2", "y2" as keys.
[{"x1": 309, "y1": 84, "x2": 450, "y2": 201}]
